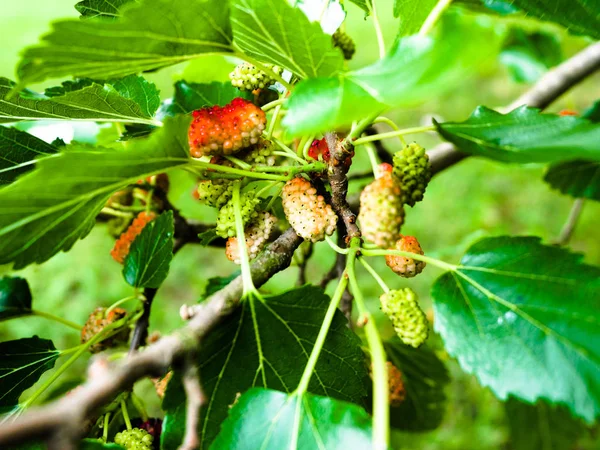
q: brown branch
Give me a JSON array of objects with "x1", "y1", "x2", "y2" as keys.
[
  {"x1": 555, "y1": 198, "x2": 585, "y2": 246},
  {"x1": 0, "y1": 228, "x2": 302, "y2": 448},
  {"x1": 180, "y1": 357, "x2": 205, "y2": 450},
  {"x1": 326, "y1": 132, "x2": 360, "y2": 241},
  {"x1": 429, "y1": 41, "x2": 600, "y2": 174}
]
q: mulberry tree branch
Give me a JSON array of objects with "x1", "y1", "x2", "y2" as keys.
[
  {"x1": 428, "y1": 41, "x2": 600, "y2": 174},
  {"x1": 0, "y1": 228, "x2": 302, "y2": 448}
]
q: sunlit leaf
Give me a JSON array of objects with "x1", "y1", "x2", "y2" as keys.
[
  {"x1": 231, "y1": 0, "x2": 344, "y2": 78},
  {"x1": 18, "y1": 0, "x2": 233, "y2": 83},
  {"x1": 75, "y1": 0, "x2": 137, "y2": 19},
  {"x1": 0, "y1": 116, "x2": 190, "y2": 269}
]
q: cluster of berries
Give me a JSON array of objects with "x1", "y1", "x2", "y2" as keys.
[
  {"x1": 188, "y1": 98, "x2": 266, "y2": 158},
  {"x1": 80, "y1": 307, "x2": 129, "y2": 353},
  {"x1": 282, "y1": 177, "x2": 338, "y2": 242},
  {"x1": 111, "y1": 211, "x2": 156, "y2": 264},
  {"x1": 114, "y1": 428, "x2": 153, "y2": 450},
  {"x1": 332, "y1": 29, "x2": 356, "y2": 60},
  {"x1": 380, "y1": 288, "x2": 428, "y2": 348},
  {"x1": 215, "y1": 191, "x2": 262, "y2": 238},
  {"x1": 229, "y1": 62, "x2": 283, "y2": 92},
  {"x1": 392, "y1": 143, "x2": 432, "y2": 207}
]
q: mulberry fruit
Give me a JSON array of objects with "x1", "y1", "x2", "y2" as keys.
[
  {"x1": 380, "y1": 288, "x2": 428, "y2": 348},
  {"x1": 226, "y1": 212, "x2": 278, "y2": 263},
  {"x1": 308, "y1": 138, "x2": 330, "y2": 162},
  {"x1": 332, "y1": 29, "x2": 356, "y2": 60},
  {"x1": 282, "y1": 177, "x2": 337, "y2": 242},
  {"x1": 229, "y1": 62, "x2": 282, "y2": 91},
  {"x1": 81, "y1": 307, "x2": 129, "y2": 353},
  {"x1": 385, "y1": 235, "x2": 426, "y2": 278},
  {"x1": 358, "y1": 164, "x2": 404, "y2": 248},
  {"x1": 111, "y1": 212, "x2": 156, "y2": 264},
  {"x1": 386, "y1": 361, "x2": 406, "y2": 406},
  {"x1": 216, "y1": 191, "x2": 261, "y2": 238},
  {"x1": 196, "y1": 180, "x2": 234, "y2": 208},
  {"x1": 239, "y1": 140, "x2": 277, "y2": 166},
  {"x1": 114, "y1": 428, "x2": 153, "y2": 450},
  {"x1": 392, "y1": 143, "x2": 431, "y2": 207},
  {"x1": 188, "y1": 98, "x2": 267, "y2": 158}
]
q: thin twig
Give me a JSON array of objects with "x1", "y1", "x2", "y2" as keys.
[
  {"x1": 128, "y1": 287, "x2": 158, "y2": 354},
  {"x1": 179, "y1": 357, "x2": 205, "y2": 450},
  {"x1": 556, "y1": 198, "x2": 585, "y2": 246}
]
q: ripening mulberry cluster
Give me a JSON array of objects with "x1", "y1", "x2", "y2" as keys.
[
  {"x1": 392, "y1": 143, "x2": 432, "y2": 207},
  {"x1": 386, "y1": 235, "x2": 426, "y2": 278},
  {"x1": 282, "y1": 177, "x2": 338, "y2": 242},
  {"x1": 216, "y1": 191, "x2": 261, "y2": 238},
  {"x1": 332, "y1": 29, "x2": 356, "y2": 60},
  {"x1": 188, "y1": 98, "x2": 267, "y2": 158},
  {"x1": 226, "y1": 211, "x2": 278, "y2": 263},
  {"x1": 229, "y1": 62, "x2": 283, "y2": 91},
  {"x1": 110, "y1": 212, "x2": 156, "y2": 264},
  {"x1": 358, "y1": 164, "x2": 404, "y2": 248},
  {"x1": 114, "y1": 428, "x2": 153, "y2": 450},
  {"x1": 380, "y1": 288, "x2": 428, "y2": 348},
  {"x1": 81, "y1": 307, "x2": 129, "y2": 353}
]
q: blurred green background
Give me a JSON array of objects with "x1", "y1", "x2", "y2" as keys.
[{"x1": 1, "y1": 1, "x2": 599, "y2": 449}]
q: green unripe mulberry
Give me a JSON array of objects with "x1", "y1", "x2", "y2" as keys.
[
  {"x1": 216, "y1": 191, "x2": 261, "y2": 238},
  {"x1": 196, "y1": 180, "x2": 234, "y2": 209},
  {"x1": 229, "y1": 62, "x2": 282, "y2": 91},
  {"x1": 332, "y1": 29, "x2": 356, "y2": 60},
  {"x1": 380, "y1": 288, "x2": 428, "y2": 348},
  {"x1": 114, "y1": 428, "x2": 153, "y2": 450},
  {"x1": 392, "y1": 143, "x2": 432, "y2": 207}
]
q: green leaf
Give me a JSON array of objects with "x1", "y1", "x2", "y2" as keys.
[
  {"x1": 161, "y1": 286, "x2": 368, "y2": 449},
  {"x1": 0, "y1": 77, "x2": 160, "y2": 125},
  {"x1": 384, "y1": 338, "x2": 450, "y2": 431},
  {"x1": 505, "y1": 397, "x2": 588, "y2": 450},
  {"x1": 500, "y1": 28, "x2": 563, "y2": 83},
  {"x1": 544, "y1": 160, "x2": 600, "y2": 201},
  {"x1": 509, "y1": 0, "x2": 600, "y2": 40},
  {"x1": 201, "y1": 272, "x2": 240, "y2": 299},
  {"x1": 346, "y1": 0, "x2": 369, "y2": 13},
  {"x1": 210, "y1": 388, "x2": 372, "y2": 450},
  {"x1": 197, "y1": 229, "x2": 220, "y2": 247},
  {"x1": 0, "y1": 277, "x2": 33, "y2": 321},
  {"x1": 163, "y1": 81, "x2": 252, "y2": 116},
  {"x1": 123, "y1": 211, "x2": 174, "y2": 288},
  {"x1": 435, "y1": 106, "x2": 600, "y2": 163},
  {"x1": 544, "y1": 100, "x2": 600, "y2": 201},
  {"x1": 431, "y1": 236, "x2": 600, "y2": 422},
  {"x1": 0, "y1": 336, "x2": 60, "y2": 414},
  {"x1": 283, "y1": 14, "x2": 500, "y2": 135},
  {"x1": 454, "y1": 0, "x2": 519, "y2": 15},
  {"x1": 75, "y1": 0, "x2": 137, "y2": 19},
  {"x1": 394, "y1": 0, "x2": 438, "y2": 36},
  {"x1": 17, "y1": 0, "x2": 233, "y2": 84},
  {"x1": 0, "y1": 116, "x2": 190, "y2": 269},
  {"x1": 0, "y1": 127, "x2": 57, "y2": 186},
  {"x1": 230, "y1": 0, "x2": 344, "y2": 79}
]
